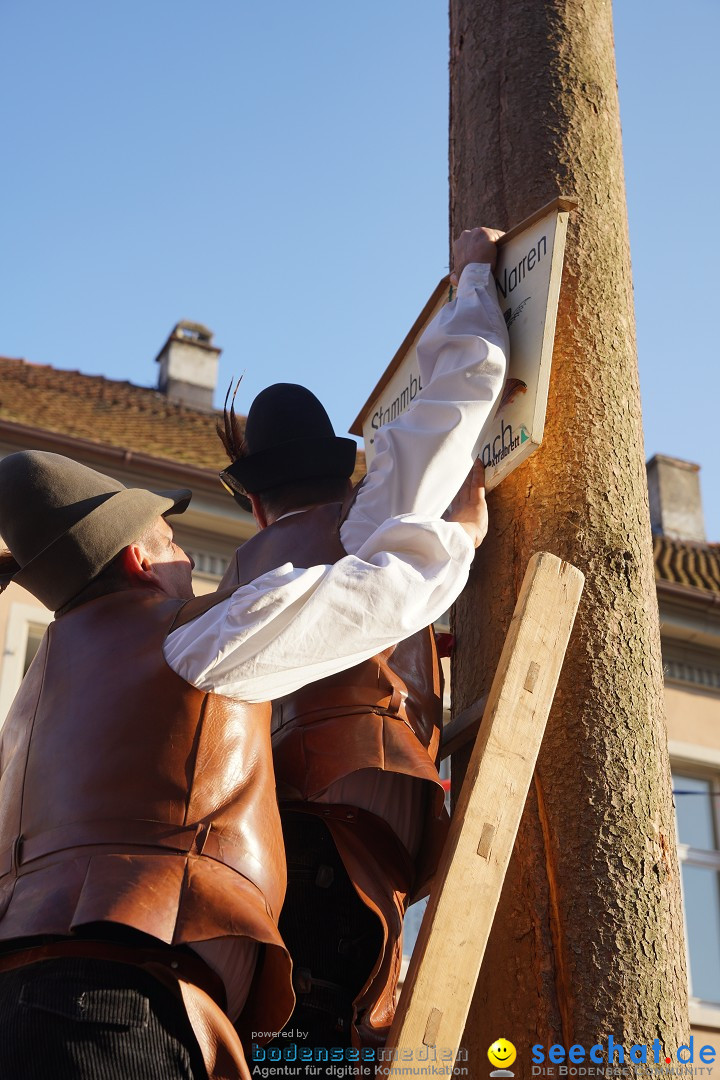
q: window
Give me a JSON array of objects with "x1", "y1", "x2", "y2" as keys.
[
  {"x1": 0, "y1": 602, "x2": 53, "y2": 728},
  {"x1": 673, "y1": 768, "x2": 720, "y2": 1008},
  {"x1": 23, "y1": 622, "x2": 46, "y2": 676}
]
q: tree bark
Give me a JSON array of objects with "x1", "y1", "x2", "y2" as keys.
[{"x1": 449, "y1": 0, "x2": 689, "y2": 1068}]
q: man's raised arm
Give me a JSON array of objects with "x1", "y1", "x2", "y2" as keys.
[
  {"x1": 164, "y1": 461, "x2": 489, "y2": 703},
  {"x1": 341, "y1": 226, "x2": 508, "y2": 554}
]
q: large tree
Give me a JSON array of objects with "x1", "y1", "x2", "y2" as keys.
[{"x1": 449, "y1": 0, "x2": 689, "y2": 1065}]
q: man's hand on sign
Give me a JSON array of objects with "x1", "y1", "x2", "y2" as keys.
[
  {"x1": 450, "y1": 226, "x2": 504, "y2": 285},
  {"x1": 446, "y1": 459, "x2": 489, "y2": 549}
]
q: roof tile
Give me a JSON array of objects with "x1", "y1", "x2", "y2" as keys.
[
  {"x1": 0, "y1": 357, "x2": 366, "y2": 482},
  {"x1": 653, "y1": 534, "x2": 720, "y2": 594},
  {"x1": 0, "y1": 357, "x2": 230, "y2": 470}
]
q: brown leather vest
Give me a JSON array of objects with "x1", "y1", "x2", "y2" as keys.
[
  {"x1": 220, "y1": 502, "x2": 450, "y2": 1045},
  {"x1": 0, "y1": 588, "x2": 293, "y2": 1042},
  {"x1": 221, "y1": 503, "x2": 446, "y2": 809}
]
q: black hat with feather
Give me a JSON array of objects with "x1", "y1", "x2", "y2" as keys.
[{"x1": 218, "y1": 382, "x2": 356, "y2": 512}]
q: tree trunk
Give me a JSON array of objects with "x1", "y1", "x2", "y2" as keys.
[{"x1": 449, "y1": 0, "x2": 689, "y2": 1068}]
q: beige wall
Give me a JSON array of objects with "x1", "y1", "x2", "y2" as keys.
[
  {"x1": 687, "y1": 1027, "x2": 720, "y2": 1065},
  {"x1": 665, "y1": 682, "x2": 720, "y2": 751}
]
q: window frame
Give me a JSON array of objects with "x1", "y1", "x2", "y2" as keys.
[
  {"x1": 670, "y1": 741, "x2": 720, "y2": 1028},
  {"x1": 0, "y1": 601, "x2": 53, "y2": 729}
]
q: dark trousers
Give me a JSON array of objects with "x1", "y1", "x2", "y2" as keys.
[
  {"x1": 266, "y1": 812, "x2": 382, "y2": 1078},
  {"x1": 0, "y1": 956, "x2": 209, "y2": 1079}
]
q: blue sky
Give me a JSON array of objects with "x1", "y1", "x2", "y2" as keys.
[{"x1": 2, "y1": 2, "x2": 719, "y2": 538}]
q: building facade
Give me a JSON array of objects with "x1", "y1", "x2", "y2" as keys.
[
  {"x1": 649, "y1": 454, "x2": 720, "y2": 1051},
  {"x1": 1, "y1": 334, "x2": 718, "y2": 1047}
]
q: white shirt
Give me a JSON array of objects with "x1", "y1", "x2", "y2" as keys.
[
  {"x1": 163, "y1": 261, "x2": 508, "y2": 1019},
  {"x1": 163, "y1": 264, "x2": 508, "y2": 700}
]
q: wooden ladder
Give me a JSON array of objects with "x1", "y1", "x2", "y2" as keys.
[{"x1": 384, "y1": 551, "x2": 585, "y2": 1076}]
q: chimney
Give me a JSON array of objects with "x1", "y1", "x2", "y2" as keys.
[
  {"x1": 646, "y1": 454, "x2": 706, "y2": 542},
  {"x1": 155, "y1": 321, "x2": 221, "y2": 410}
]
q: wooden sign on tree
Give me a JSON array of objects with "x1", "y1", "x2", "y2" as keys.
[{"x1": 351, "y1": 197, "x2": 576, "y2": 490}]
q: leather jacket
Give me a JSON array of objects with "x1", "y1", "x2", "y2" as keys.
[{"x1": 0, "y1": 587, "x2": 293, "y2": 1044}]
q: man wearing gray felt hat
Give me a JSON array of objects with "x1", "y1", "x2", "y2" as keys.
[
  {"x1": 0, "y1": 450, "x2": 191, "y2": 611},
  {"x1": 0, "y1": 435, "x2": 489, "y2": 1079}
]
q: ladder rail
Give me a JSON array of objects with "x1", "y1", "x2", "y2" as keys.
[{"x1": 384, "y1": 551, "x2": 585, "y2": 1077}]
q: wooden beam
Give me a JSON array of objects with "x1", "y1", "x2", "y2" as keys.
[
  {"x1": 440, "y1": 694, "x2": 488, "y2": 759},
  {"x1": 383, "y1": 552, "x2": 584, "y2": 1075}
]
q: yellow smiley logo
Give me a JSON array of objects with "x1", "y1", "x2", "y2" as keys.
[{"x1": 488, "y1": 1039, "x2": 517, "y2": 1069}]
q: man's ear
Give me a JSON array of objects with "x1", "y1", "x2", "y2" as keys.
[
  {"x1": 119, "y1": 542, "x2": 153, "y2": 583},
  {"x1": 249, "y1": 493, "x2": 269, "y2": 530}
]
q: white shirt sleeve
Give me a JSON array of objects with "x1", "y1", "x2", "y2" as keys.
[
  {"x1": 340, "y1": 261, "x2": 508, "y2": 555},
  {"x1": 164, "y1": 516, "x2": 474, "y2": 703},
  {"x1": 164, "y1": 259, "x2": 507, "y2": 702}
]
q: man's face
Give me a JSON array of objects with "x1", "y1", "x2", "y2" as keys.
[{"x1": 142, "y1": 516, "x2": 195, "y2": 599}]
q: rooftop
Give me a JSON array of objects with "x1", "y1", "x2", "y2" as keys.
[
  {"x1": 0, "y1": 356, "x2": 231, "y2": 471},
  {"x1": 0, "y1": 356, "x2": 365, "y2": 482},
  {"x1": 654, "y1": 534, "x2": 720, "y2": 595}
]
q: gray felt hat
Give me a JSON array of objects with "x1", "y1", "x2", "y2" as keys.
[{"x1": 0, "y1": 451, "x2": 191, "y2": 611}]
